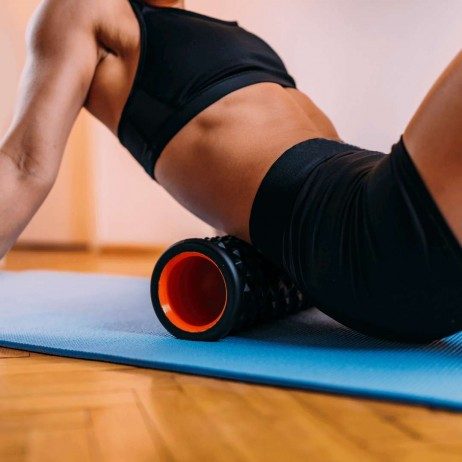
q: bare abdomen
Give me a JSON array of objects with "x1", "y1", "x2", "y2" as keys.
[{"x1": 154, "y1": 83, "x2": 339, "y2": 240}]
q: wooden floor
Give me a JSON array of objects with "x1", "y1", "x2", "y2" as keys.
[{"x1": 2, "y1": 249, "x2": 462, "y2": 461}]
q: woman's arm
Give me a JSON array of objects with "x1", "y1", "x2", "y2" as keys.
[{"x1": 0, "y1": 0, "x2": 99, "y2": 258}]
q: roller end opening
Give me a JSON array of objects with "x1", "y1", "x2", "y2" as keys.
[{"x1": 158, "y1": 252, "x2": 227, "y2": 333}]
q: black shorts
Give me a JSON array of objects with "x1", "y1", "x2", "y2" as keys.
[{"x1": 249, "y1": 137, "x2": 462, "y2": 342}]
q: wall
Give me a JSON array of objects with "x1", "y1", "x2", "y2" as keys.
[{"x1": 2, "y1": 0, "x2": 462, "y2": 248}]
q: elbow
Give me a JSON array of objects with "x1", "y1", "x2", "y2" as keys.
[
  {"x1": 1, "y1": 148, "x2": 56, "y2": 194},
  {"x1": 21, "y1": 164, "x2": 57, "y2": 195},
  {"x1": 27, "y1": 173, "x2": 56, "y2": 197}
]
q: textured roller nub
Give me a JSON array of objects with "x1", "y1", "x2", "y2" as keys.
[{"x1": 151, "y1": 235, "x2": 314, "y2": 341}]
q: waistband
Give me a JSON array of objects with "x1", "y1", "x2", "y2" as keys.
[{"x1": 249, "y1": 137, "x2": 362, "y2": 267}]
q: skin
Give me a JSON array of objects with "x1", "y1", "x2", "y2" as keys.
[{"x1": 0, "y1": 0, "x2": 460, "y2": 260}]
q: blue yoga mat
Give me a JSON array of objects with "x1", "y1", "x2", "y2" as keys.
[{"x1": 1, "y1": 270, "x2": 461, "y2": 410}]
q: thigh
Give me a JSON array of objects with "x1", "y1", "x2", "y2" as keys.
[
  {"x1": 403, "y1": 51, "x2": 462, "y2": 244},
  {"x1": 284, "y1": 145, "x2": 462, "y2": 342}
]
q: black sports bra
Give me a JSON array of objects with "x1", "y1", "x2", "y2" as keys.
[{"x1": 118, "y1": 0, "x2": 297, "y2": 179}]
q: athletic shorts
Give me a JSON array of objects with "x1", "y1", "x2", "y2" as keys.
[{"x1": 249, "y1": 137, "x2": 462, "y2": 342}]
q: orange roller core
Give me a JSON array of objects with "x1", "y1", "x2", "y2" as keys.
[{"x1": 158, "y1": 252, "x2": 228, "y2": 333}]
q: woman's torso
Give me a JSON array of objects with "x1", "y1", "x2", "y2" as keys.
[{"x1": 84, "y1": 0, "x2": 340, "y2": 239}]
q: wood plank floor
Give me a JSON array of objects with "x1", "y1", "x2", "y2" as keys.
[{"x1": 2, "y1": 249, "x2": 462, "y2": 461}]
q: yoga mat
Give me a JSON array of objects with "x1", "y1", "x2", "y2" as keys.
[{"x1": 1, "y1": 270, "x2": 462, "y2": 411}]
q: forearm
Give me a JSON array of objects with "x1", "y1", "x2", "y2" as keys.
[
  {"x1": 0, "y1": 0, "x2": 101, "y2": 261},
  {"x1": 0, "y1": 151, "x2": 51, "y2": 258}
]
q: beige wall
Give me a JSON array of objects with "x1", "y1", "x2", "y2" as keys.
[{"x1": 2, "y1": 0, "x2": 462, "y2": 249}]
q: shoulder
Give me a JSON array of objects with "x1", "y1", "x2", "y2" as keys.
[
  {"x1": 26, "y1": 0, "x2": 139, "y2": 58},
  {"x1": 26, "y1": 0, "x2": 98, "y2": 53},
  {"x1": 27, "y1": 0, "x2": 98, "y2": 33}
]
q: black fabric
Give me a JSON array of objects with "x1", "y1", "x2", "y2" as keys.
[
  {"x1": 249, "y1": 138, "x2": 362, "y2": 266},
  {"x1": 250, "y1": 137, "x2": 462, "y2": 342},
  {"x1": 119, "y1": 0, "x2": 296, "y2": 178}
]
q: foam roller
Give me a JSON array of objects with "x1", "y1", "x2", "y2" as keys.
[{"x1": 150, "y1": 236, "x2": 313, "y2": 340}]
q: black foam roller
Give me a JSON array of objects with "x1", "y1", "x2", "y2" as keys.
[{"x1": 151, "y1": 236, "x2": 313, "y2": 340}]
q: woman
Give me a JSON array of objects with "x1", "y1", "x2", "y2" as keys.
[{"x1": 0, "y1": 0, "x2": 461, "y2": 341}]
